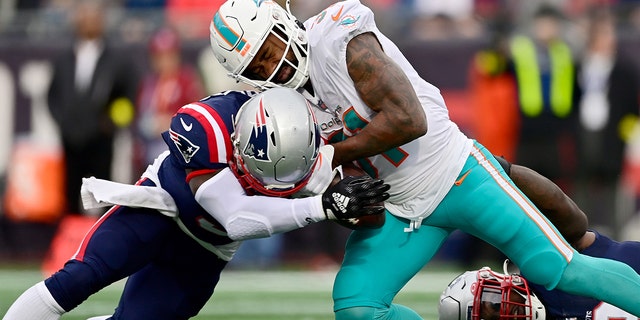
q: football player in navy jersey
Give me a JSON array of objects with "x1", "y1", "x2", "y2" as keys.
[
  {"x1": 3, "y1": 88, "x2": 390, "y2": 320},
  {"x1": 440, "y1": 230, "x2": 640, "y2": 320}
]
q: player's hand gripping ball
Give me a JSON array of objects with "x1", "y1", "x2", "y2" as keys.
[{"x1": 330, "y1": 164, "x2": 388, "y2": 230}]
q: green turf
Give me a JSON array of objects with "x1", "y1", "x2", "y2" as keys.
[{"x1": 0, "y1": 266, "x2": 465, "y2": 319}]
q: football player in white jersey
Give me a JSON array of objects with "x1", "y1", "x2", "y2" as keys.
[{"x1": 209, "y1": 0, "x2": 640, "y2": 318}]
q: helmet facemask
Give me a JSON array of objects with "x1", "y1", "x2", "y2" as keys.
[
  {"x1": 472, "y1": 266, "x2": 546, "y2": 320},
  {"x1": 438, "y1": 261, "x2": 546, "y2": 320},
  {"x1": 239, "y1": 19, "x2": 309, "y2": 90}
]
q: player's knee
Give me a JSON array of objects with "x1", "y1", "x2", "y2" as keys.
[
  {"x1": 517, "y1": 251, "x2": 568, "y2": 290},
  {"x1": 45, "y1": 260, "x2": 111, "y2": 311},
  {"x1": 335, "y1": 306, "x2": 378, "y2": 320}
]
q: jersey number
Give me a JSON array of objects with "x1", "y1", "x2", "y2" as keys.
[{"x1": 339, "y1": 107, "x2": 408, "y2": 177}]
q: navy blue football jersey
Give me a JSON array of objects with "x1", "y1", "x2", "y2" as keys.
[
  {"x1": 162, "y1": 90, "x2": 256, "y2": 170},
  {"x1": 157, "y1": 90, "x2": 256, "y2": 246}
]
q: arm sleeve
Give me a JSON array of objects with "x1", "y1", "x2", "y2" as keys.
[{"x1": 194, "y1": 168, "x2": 327, "y2": 241}]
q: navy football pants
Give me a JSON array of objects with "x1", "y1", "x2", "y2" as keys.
[{"x1": 44, "y1": 205, "x2": 227, "y2": 319}]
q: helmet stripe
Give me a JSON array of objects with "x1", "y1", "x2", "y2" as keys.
[
  {"x1": 256, "y1": 97, "x2": 266, "y2": 126},
  {"x1": 213, "y1": 12, "x2": 248, "y2": 55},
  {"x1": 470, "y1": 145, "x2": 574, "y2": 262}
]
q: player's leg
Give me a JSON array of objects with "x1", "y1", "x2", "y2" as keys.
[
  {"x1": 436, "y1": 143, "x2": 640, "y2": 316},
  {"x1": 494, "y1": 155, "x2": 590, "y2": 249},
  {"x1": 3, "y1": 205, "x2": 176, "y2": 319},
  {"x1": 110, "y1": 230, "x2": 228, "y2": 319},
  {"x1": 333, "y1": 212, "x2": 452, "y2": 320}
]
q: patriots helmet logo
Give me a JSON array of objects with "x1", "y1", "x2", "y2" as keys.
[
  {"x1": 243, "y1": 98, "x2": 270, "y2": 162},
  {"x1": 169, "y1": 129, "x2": 200, "y2": 163}
]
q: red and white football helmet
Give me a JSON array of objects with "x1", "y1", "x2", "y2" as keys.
[{"x1": 439, "y1": 260, "x2": 546, "y2": 320}]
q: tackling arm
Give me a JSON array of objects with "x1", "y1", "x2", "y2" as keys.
[
  {"x1": 495, "y1": 157, "x2": 591, "y2": 250},
  {"x1": 190, "y1": 168, "x2": 325, "y2": 241},
  {"x1": 190, "y1": 168, "x2": 389, "y2": 241},
  {"x1": 330, "y1": 32, "x2": 427, "y2": 167}
]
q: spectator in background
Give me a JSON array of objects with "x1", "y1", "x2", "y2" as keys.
[
  {"x1": 136, "y1": 26, "x2": 204, "y2": 168},
  {"x1": 409, "y1": 0, "x2": 482, "y2": 40},
  {"x1": 469, "y1": 17, "x2": 519, "y2": 162},
  {"x1": 574, "y1": 8, "x2": 640, "y2": 237},
  {"x1": 509, "y1": 4, "x2": 578, "y2": 191},
  {"x1": 47, "y1": 0, "x2": 139, "y2": 215},
  {"x1": 119, "y1": 0, "x2": 167, "y2": 44}
]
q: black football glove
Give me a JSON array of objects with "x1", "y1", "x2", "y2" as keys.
[{"x1": 321, "y1": 175, "x2": 390, "y2": 220}]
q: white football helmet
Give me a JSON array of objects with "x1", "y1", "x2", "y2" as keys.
[
  {"x1": 439, "y1": 261, "x2": 546, "y2": 320},
  {"x1": 231, "y1": 87, "x2": 320, "y2": 197},
  {"x1": 210, "y1": 0, "x2": 309, "y2": 90}
]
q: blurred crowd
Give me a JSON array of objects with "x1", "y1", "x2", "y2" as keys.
[
  {"x1": 0, "y1": 0, "x2": 639, "y2": 270},
  {"x1": 2, "y1": 0, "x2": 640, "y2": 42}
]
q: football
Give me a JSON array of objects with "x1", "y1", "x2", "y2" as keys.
[{"x1": 331, "y1": 163, "x2": 386, "y2": 230}]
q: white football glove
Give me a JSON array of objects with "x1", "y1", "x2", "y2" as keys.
[{"x1": 298, "y1": 145, "x2": 341, "y2": 196}]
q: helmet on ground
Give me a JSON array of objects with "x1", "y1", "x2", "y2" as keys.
[
  {"x1": 210, "y1": 0, "x2": 309, "y2": 90},
  {"x1": 439, "y1": 261, "x2": 546, "y2": 320},
  {"x1": 231, "y1": 87, "x2": 320, "y2": 197}
]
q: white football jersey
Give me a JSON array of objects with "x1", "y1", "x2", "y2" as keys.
[{"x1": 303, "y1": 0, "x2": 473, "y2": 221}]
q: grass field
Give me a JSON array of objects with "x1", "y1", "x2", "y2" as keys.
[{"x1": 0, "y1": 265, "x2": 465, "y2": 319}]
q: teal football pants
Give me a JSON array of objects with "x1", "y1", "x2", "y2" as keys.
[{"x1": 333, "y1": 142, "x2": 640, "y2": 319}]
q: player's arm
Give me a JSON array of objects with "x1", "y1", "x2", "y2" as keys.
[
  {"x1": 495, "y1": 156, "x2": 592, "y2": 250},
  {"x1": 187, "y1": 169, "x2": 220, "y2": 194},
  {"x1": 331, "y1": 32, "x2": 427, "y2": 167},
  {"x1": 188, "y1": 168, "x2": 389, "y2": 241}
]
